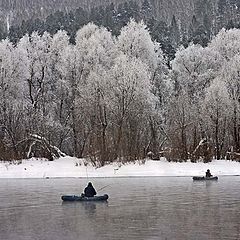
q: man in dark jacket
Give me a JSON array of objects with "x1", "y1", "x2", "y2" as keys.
[
  {"x1": 84, "y1": 182, "x2": 97, "y2": 197},
  {"x1": 206, "y1": 169, "x2": 212, "y2": 178}
]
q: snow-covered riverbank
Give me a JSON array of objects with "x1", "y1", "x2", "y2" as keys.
[{"x1": 0, "y1": 157, "x2": 240, "y2": 178}]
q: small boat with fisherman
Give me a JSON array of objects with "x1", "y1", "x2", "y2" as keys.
[
  {"x1": 61, "y1": 182, "x2": 109, "y2": 202},
  {"x1": 193, "y1": 169, "x2": 218, "y2": 181}
]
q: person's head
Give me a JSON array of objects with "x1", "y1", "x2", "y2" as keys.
[
  {"x1": 88, "y1": 182, "x2": 92, "y2": 187},
  {"x1": 207, "y1": 169, "x2": 210, "y2": 172}
]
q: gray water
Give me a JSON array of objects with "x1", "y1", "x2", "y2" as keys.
[{"x1": 0, "y1": 177, "x2": 240, "y2": 240}]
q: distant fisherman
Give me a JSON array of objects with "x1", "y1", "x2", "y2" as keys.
[
  {"x1": 206, "y1": 169, "x2": 212, "y2": 178},
  {"x1": 83, "y1": 182, "x2": 97, "y2": 197}
]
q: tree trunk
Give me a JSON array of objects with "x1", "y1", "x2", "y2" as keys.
[
  {"x1": 233, "y1": 106, "x2": 240, "y2": 151},
  {"x1": 215, "y1": 108, "x2": 220, "y2": 160},
  {"x1": 72, "y1": 110, "x2": 78, "y2": 157},
  {"x1": 181, "y1": 103, "x2": 188, "y2": 160},
  {"x1": 115, "y1": 121, "x2": 123, "y2": 160},
  {"x1": 149, "y1": 117, "x2": 157, "y2": 154}
]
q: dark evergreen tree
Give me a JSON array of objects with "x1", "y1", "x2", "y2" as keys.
[
  {"x1": 218, "y1": 0, "x2": 228, "y2": 14},
  {"x1": 188, "y1": 15, "x2": 199, "y2": 40},
  {"x1": 140, "y1": 0, "x2": 153, "y2": 22},
  {"x1": 31, "y1": 18, "x2": 45, "y2": 35},
  {"x1": 151, "y1": 20, "x2": 175, "y2": 63},
  {"x1": 216, "y1": 0, "x2": 231, "y2": 30},
  {"x1": 203, "y1": 14, "x2": 212, "y2": 39},
  {"x1": 147, "y1": 17, "x2": 157, "y2": 33},
  {"x1": 180, "y1": 34, "x2": 189, "y2": 48},
  {"x1": 128, "y1": 1, "x2": 141, "y2": 20},
  {"x1": 170, "y1": 15, "x2": 180, "y2": 47},
  {"x1": 9, "y1": 25, "x2": 23, "y2": 44},
  {"x1": 63, "y1": 11, "x2": 75, "y2": 42},
  {"x1": 69, "y1": 7, "x2": 89, "y2": 42},
  {"x1": 75, "y1": 7, "x2": 88, "y2": 27},
  {"x1": 0, "y1": 21, "x2": 7, "y2": 40},
  {"x1": 191, "y1": 24, "x2": 209, "y2": 46},
  {"x1": 226, "y1": 19, "x2": 235, "y2": 29},
  {"x1": 151, "y1": 21, "x2": 169, "y2": 43},
  {"x1": 115, "y1": 1, "x2": 140, "y2": 33},
  {"x1": 90, "y1": 6, "x2": 105, "y2": 26},
  {"x1": 45, "y1": 11, "x2": 66, "y2": 35},
  {"x1": 103, "y1": 3, "x2": 117, "y2": 33},
  {"x1": 188, "y1": 14, "x2": 210, "y2": 47}
]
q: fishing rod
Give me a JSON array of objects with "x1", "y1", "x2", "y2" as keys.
[
  {"x1": 97, "y1": 184, "x2": 111, "y2": 192},
  {"x1": 85, "y1": 165, "x2": 89, "y2": 181}
]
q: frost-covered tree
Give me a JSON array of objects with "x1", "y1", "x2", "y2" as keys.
[
  {"x1": 169, "y1": 44, "x2": 222, "y2": 160},
  {"x1": 220, "y1": 55, "x2": 240, "y2": 151},
  {"x1": 205, "y1": 28, "x2": 240, "y2": 154},
  {"x1": 0, "y1": 40, "x2": 18, "y2": 126},
  {"x1": 171, "y1": 44, "x2": 221, "y2": 99},
  {"x1": 48, "y1": 30, "x2": 71, "y2": 150},
  {"x1": 167, "y1": 91, "x2": 194, "y2": 161},
  {"x1": 17, "y1": 32, "x2": 54, "y2": 138},
  {"x1": 68, "y1": 23, "x2": 116, "y2": 158},
  {"x1": 208, "y1": 28, "x2": 240, "y2": 61},
  {"x1": 0, "y1": 39, "x2": 26, "y2": 156},
  {"x1": 109, "y1": 54, "x2": 156, "y2": 159},
  {"x1": 117, "y1": 19, "x2": 170, "y2": 155},
  {"x1": 57, "y1": 44, "x2": 79, "y2": 155},
  {"x1": 202, "y1": 79, "x2": 231, "y2": 159},
  {"x1": 117, "y1": 19, "x2": 158, "y2": 72}
]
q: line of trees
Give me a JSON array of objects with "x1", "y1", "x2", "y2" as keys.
[{"x1": 0, "y1": 20, "x2": 240, "y2": 164}]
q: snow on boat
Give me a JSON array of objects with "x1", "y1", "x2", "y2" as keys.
[
  {"x1": 61, "y1": 194, "x2": 109, "y2": 202},
  {"x1": 192, "y1": 176, "x2": 218, "y2": 181}
]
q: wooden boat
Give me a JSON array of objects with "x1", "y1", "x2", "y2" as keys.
[
  {"x1": 192, "y1": 176, "x2": 218, "y2": 181},
  {"x1": 61, "y1": 194, "x2": 109, "y2": 202}
]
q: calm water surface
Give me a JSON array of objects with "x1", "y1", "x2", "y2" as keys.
[{"x1": 0, "y1": 177, "x2": 240, "y2": 240}]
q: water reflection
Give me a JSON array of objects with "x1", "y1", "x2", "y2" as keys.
[
  {"x1": 62, "y1": 201, "x2": 108, "y2": 217},
  {"x1": 205, "y1": 180, "x2": 215, "y2": 188},
  {"x1": 83, "y1": 202, "x2": 97, "y2": 216},
  {"x1": 192, "y1": 178, "x2": 218, "y2": 189},
  {"x1": 83, "y1": 202, "x2": 109, "y2": 216}
]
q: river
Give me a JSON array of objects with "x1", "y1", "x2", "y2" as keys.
[{"x1": 0, "y1": 177, "x2": 239, "y2": 240}]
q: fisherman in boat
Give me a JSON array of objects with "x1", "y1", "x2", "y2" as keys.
[
  {"x1": 83, "y1": 182, "x2": 97, "y2": 197},
  {"x1": 206, "y1": 169, "x2": 212, "y2": 178}
]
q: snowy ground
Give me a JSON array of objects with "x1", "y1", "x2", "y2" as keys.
[{"x1": 0, "y1": 157, "x2": 240, "y2": 178}]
